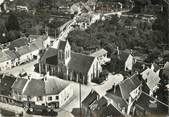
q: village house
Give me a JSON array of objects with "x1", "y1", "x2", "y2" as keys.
[
  {"x1": 0, "y1": 35, "x2": 48, "y2": 71},
  {"x1": 90, "y1": 48, "x2": 110, "y2": 65},
  {"x1": 0, "y1": 73, "x2": 16, "y2": 96},
  {"x1": 14, "y1": 44, "x2": 37, "y2": 64},
  {"x1": 81, "y1": 89, "x2": 126, "y2": 117},
  {"x1": 12, "y1": 77, "x2": 73, "y2": 108},
  {"x1": 39, "y1": 40, "x2": 102, "y2": 84},
  {"x1": 107, "y1": 73, "x2": 142, "y2": 115},
  {"x1": 0, "y1": 49, "x2": 19, "y2": 71},
  {"x1": 141, "y1": 68, "x2": 160, "y2": 96}
]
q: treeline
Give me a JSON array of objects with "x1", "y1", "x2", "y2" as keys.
[{"x1": 67, "y1": 15, "x2": 164, "y2": 56}]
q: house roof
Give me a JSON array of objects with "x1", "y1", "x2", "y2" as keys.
[
  {"x1": 40, "y1": 48, "x2": 58, "y2": 63},
  {"x1": 45, "y1": 77, "x2": 69, "y2": 95},
  {"x1": 58, "y1": 41, "x2": 67, "y2": 50},
  {"x1": 15, "y1": 43, "x2": 39, "y2": 56},
  {"x1": 12, "y1": 78, "x2": 27, "y2": 91},
  {"x1": 8, "y1": 37, "x2": 29, "y2": 49},
  {"x1": 71, "y1": 108, "x2": 86, "y2": 117},
  {"x1": 94, "y1": 95, "x2": 125, "y2": 117},
  {"x1": 90, "y1": 49, "x2": 107, "y2": 57},
  {"x1": 102, "y1": 104, "x2": 124, "y2": 117},
  {"x1": 29, "y1": 35, "x2": 47, "y2": 41},
  {"x1": 141, "y1": 68, "x2": 160, "y2": 90},
  {"x1": 118, "y1": 74, "x2": 141, "y2": 99},
  {"x1": 106, "y1": 93, "x2": 128, "y2": 110},
  {"x1": 135, "y1": 92, "x2": 157, "y2": 113},
  {"x1": 0, "y1": 50, "x2": 12, "y2": 63},
  {"x1": 23, "y1": 79, "x2": 45, "y2": 96},
  {"x1": 15, "y1": 45, "x2": 30, "y2": 56},
  {"x1": 68, "y1": 52, "x2": 95, "y2": 74},
  {"x1": 82, "y1": 90, "x2": 100, "y2": 107},
  {"x1": 23, "y1": 77, "x2": 69, "y2": 96},
  {"x1": 0, "y1": 74, "x2": 16, "y2": 95},
  {"x1": 4, "y1": 49, "x2": 19, "y2": 59},
  {"x1": 29, "y1": 43, "x2": 39, "y2": 52},
  {"x1": 30, "y1": 35, "x2": 47, "y2": 49}
]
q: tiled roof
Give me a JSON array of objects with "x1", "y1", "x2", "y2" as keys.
[
  {"x1": 40, "y1": 48, "x2": 58, "y2": 63},
  {"x1": 23, "y1": 79, "x2": 45, "y2": 96},
  {"x1": 0, "y1": 74, "x2": 16, "y2": 95},
  {"x1": 12, "y1": 78, "x2": 27, "y2": 91},
  {"x1": 45, "y1": 77, "x2": 68, "y2": 95},
  {"x1": 71, "y1": 108, "x2": 86, "y2": 117},
  {"x1": 16, "y1": 45, "x2": 30, "y2": 56},
  {"x1": 106, "y1": 93, "x2": 127, "y2": 110},
  {"x1": 29, "y1": 35, "x2": 47, "y2": 41},
  {"x1": 135, "y1": 92, "x2": 158, "y2": 113},
  {"x1": 31, "y1": 35, "x2": 46, "y2": 49},
  {"x1": 118, "y1": 74, "x2": 141, "y2": 99},
  {"x1": 0, "y1": 50, "x2": 11, "y2": 63},
  {"x1": 141, "y1": 68, "x2": 160, "y2": 90},
  {"x1": 90, "y1": 49, "x2": 107, "y2": 57},
  {"x1": 23, "y1": 78, "x2": 69, "y2": 96},
  {"x1": 8, "y1": 37, "x2": 29, "y2": 49},
  {"x1": 4, "y1": 49, "x2": 19, "y2": 59},
  {"x1": 82, "y1": 90, "x2": 99, "y2": 107},
  {"x1": 29, "y1": 43, "x2": 39, "y2": 52},
  {"x1": 102, "y1": 104, "x2": 124, "y2": 117},
  {"x1": 68, "y1": 52, "x2": 95, "y2": 74}
]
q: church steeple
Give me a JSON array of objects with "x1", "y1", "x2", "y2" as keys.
[{"x1": 57, "y1": 40, "x2": 71, "y2": 66}]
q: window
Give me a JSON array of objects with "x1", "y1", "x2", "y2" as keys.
[
  {"x1": 56, "y1": 96, "x2": 59, "y2": 100},
  {"x1": 48, "y1": 96, "x2": 52, "y2": 101},
  {"x1": 37, "y1": 96, "x2": 43, "y2": 101}
]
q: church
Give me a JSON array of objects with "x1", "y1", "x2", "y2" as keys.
[{"x1": 39, "y1": 40, "x2": 102, "y2": 84}]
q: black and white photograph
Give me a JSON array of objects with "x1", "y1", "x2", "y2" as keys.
[{"x1": 0, "y1": 0, "x2": 168, "y2": 117}]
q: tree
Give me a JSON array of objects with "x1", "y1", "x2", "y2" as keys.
[{"x1": 5, "y1": 12, "x2": 20, "y2": 31}]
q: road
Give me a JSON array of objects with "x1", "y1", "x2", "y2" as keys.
[
  {"x1": 0, "y1": 60, "x2": 38, "y2": 77},
  {"x1": 55, "y1": 73, "x2": 123, "y2": 113}
]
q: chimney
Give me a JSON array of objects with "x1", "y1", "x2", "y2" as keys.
[
  {"x1": 97, "y1": 95, "x2": 99, "y2": 100},
  {"x1": 116, "y1": 46, "x2": 119, "y2": 55},
  {"x1": 114, "y1": 84, "x2": 116, "y2": 94}
]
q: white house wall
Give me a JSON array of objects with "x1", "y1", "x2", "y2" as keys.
[
  {"x1": 59, "y1": 84, "x2": 73, "y2": 107},
  {"x1": 0, "y1": 60, "x2": 12, "y2": 71}
]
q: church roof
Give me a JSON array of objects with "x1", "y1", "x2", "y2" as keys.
[
  {"x1": 68, "y1": 52, "x2": 95, "y2": 74},
  {"x1": 40, "y1": 48, "x2": 58, "y2": 63}
]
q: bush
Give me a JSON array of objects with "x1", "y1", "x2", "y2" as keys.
[{"x1": 91, "y1": 70, "x2": 108, "y2": 84}]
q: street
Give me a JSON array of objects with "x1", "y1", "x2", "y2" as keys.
[{"x1": 0, "y1": 60, "x2": 38, "y2": 77}]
